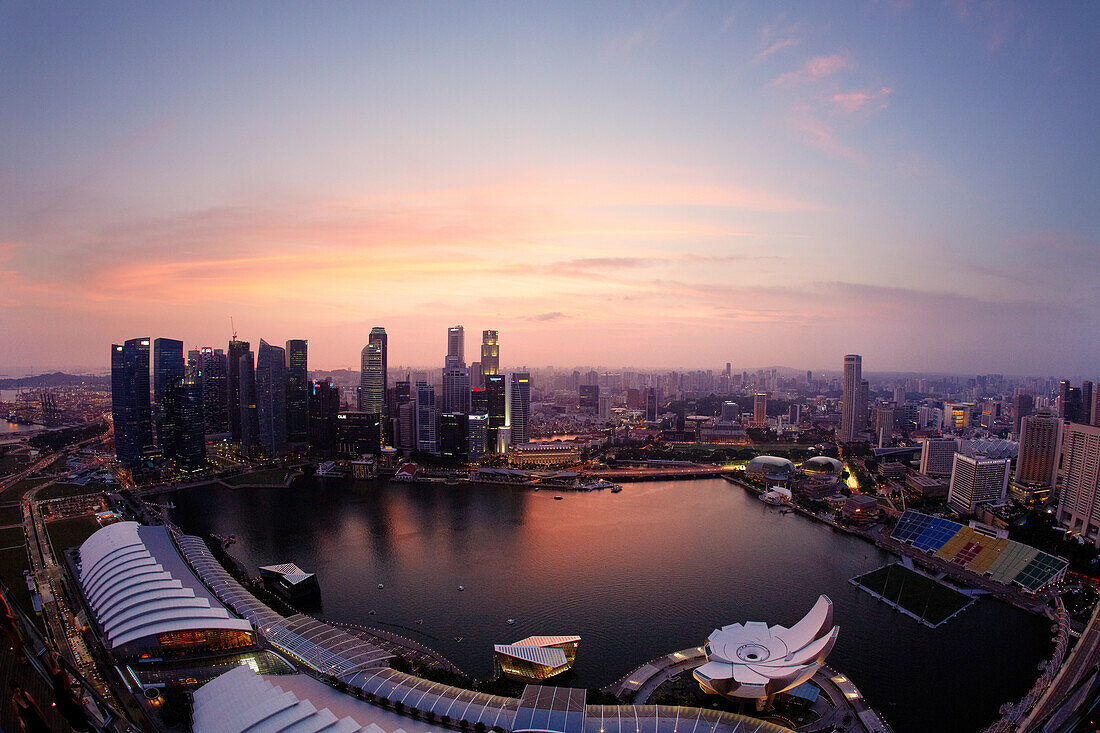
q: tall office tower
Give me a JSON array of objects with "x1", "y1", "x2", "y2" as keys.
[
  {"x1": 646, "y1": 388, "x2": 658, "y2": 422},
  {"x1": 1083, "y1": 381, "x2": 1094, "y2": 426},
  {"x1": 1065, "y1": 387, "x2": 1083, "y2": 423},
  {"x1": 1015, "y1": 413, "x2": 1060, "y2": 486},
  {"x1": 509, "y1": 372, "x2": 531, "y2": 445},
  {"x1": 1054, "y1": 423, "x2": 1100, "y2": 546},
  {"x1": 308, "y1": 380, "x2": 339, "y2": 457},
  {"x1": 153, "y1": 338, "x2": 185, "y2": 446},
  {"x1": 585, "y1": 370, "x2": 599, "y2": 387},
  {"x1": 719, "y1": 401, "x2": 738, "y2": 422},
  {"x1": 255, "y1": 340, "x2": 288, "y2": 457},
  {"x1": 199, "y1": 348, "x2": 228, "y2": 434},
  {"x1": 187, "y1": 349, "x2": 201, "y2": 377},
  {"x1": 440, "y1": 413, "x2": 469, "y2": 460},
  {"x1": 919, "y1": 437, "x2": 958, "y2": 477},
  {"x1": 1058, "y1": 380, "x2": 1071, "y2": 418},
  {"x1": 164, "y1": 377, "x2": 205, "y2": 471},
  {"x1": 481, "y1": 330, "x2": 499, "y2": 376},
  {"x1": 806, "y1": 370, "x2": 813, "y2": 385},
  {"x1": 468, "y1": 414, "x2": 488, "y2": 458},
  {"x1": 789, "y1": 404, "x2": 802, "y2": 424},
  {"x1": 238, "y1": 349, "x2": 260, "y2": 454},
  {"x1": 397, "y1": 401, "x2": 416, "y2": 451},
  {"x1": 471, "y1": 387, "x2": 488, "y2": 415},
  {"x1": 578, "y1": 385, "x2": 599, "y2": 415},
  {"x1": 725, "y1": 362, "x2": 732, "y2": 379},
  {"x1": 840, "y1": 355, "x2": 863, "y2": 441},
  {"x1": 893, "y1": 386, "x2": 906, "y2": 405},
  {"x1": 227, "y1": 339, "x2": 251, "y2": 441},
  {"x1": 285, "y1": 339, "x2": 308, "y2": 446},
  {"x1": 485, "y1": 374, "x2": 507, "y2": 451},
  {"x1": 752, "y1": 393, "x2": 767, "y2": 427},
  {"x1": 415, "y1": 381, "x2": 439, "y2": 454},
  {"x1": 1013, "y1": 392, "x2": 1035, "y2": 436},
  {"x1": 442, "y1": 364, "x2": 471, "y2": 413},
  {"x1": 470, "y1": 362, "x2": 484, "y2": 389},
  {"x1": 1093, "y1": 388, "x2": 1100, "y2": 428},
  {"x1": 947, "y1": 453, "x2": 1011, "y2": 515},
  {"x1": 860, "y1": 380, "x2": 871, "y2": 430},
  {"x1": 111, "y1": 339, "x2": 154, "y2": 471},
  {"x1": 358, "y1": 328, "x2": 387, "y2": 415},
  {"x1": 446, "y1": 325, "x2": 465, "y2": 367}
]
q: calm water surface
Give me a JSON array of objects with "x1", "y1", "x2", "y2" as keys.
[
  {"x1": 172, "y1": 477, "x2": 1051, "y2": 733},
  {"x1": 1, "y1": 420, "x2": 37, "y2": 433}
]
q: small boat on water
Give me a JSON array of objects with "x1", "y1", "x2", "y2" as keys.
[
  {"x1": 611, "y1": 486, "x2": 622, "y2": 493},
  {"x1": 507, "y1": 618, "x2": 515, "y2": 625},
  {"x1": 553, "y1": 495, "x2": 563, "y2": 500},
  {"x1": 458, "y1": 585, "x2": 465, "y2": 591},
  {"x1": 377, "y1": 583, "x2": 384, "y2": 589}
]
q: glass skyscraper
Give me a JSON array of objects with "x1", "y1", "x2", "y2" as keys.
[
  {"x1": 153, "y1": 337, "x2": 185, "y2": 447},
  {"x1": 256, "y1": 340, "x2": 288, "y2": 457},
  {"x1": 111, "y1": 338, "x2": 154, "y2": 471},
  {"x1": 285, "y1": 339, "x2": 308, "y2": 446},
  {"x1": 510, "y1": 372, "x2": 531, "y2": 446}
]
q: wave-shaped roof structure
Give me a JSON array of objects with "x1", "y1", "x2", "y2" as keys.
[
  {"x1": 78, "y1": 521, "x2": 253, "y2": 656},
  {"x1": 693, "y1": 595, "x2": 838, "y2": 704}
]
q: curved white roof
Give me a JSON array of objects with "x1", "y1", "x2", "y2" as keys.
[
  {"x1": 78, "y1": 522, "x2": 252, "y2": 649},
  {"x1": 194, "y1": 665, "x2": 367, "y2": 732},
  {"x1": 694, "y1": 595, "x2": 838, "y2": 700}
]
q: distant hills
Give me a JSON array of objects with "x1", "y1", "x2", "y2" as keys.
[{"x1": 0, "y1": 372, "x2": 110, "y2": 389}]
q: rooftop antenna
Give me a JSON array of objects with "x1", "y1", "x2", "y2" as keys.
[{"x1": 230, "y1": 316, "x2": 237, "y2": 340}]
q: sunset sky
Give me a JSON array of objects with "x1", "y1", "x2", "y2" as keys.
[{"x1": 1, "y1": 2, "x2": 1097, "y2": 375}]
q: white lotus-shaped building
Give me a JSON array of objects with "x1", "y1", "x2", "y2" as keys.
[{"x1": 693, "y1": 595, "x2": 839, "y2": 707}]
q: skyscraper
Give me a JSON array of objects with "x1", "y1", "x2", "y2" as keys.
[
  {"x1": 646, "y1": 388, "x2": 658, "y2": 422},
  {"x1": 840, "y1": 355, "x2": 863, "y2": 442},
  {"x1": 753, "y1": 393, "x2": 767, "y2": 427},
  {"x1": 227, "y1": 339, "x2": 250, "y2": 441},
  {"x1": 164, "y1": 377, "x2": 206, "y2": 471},
  {"x1": 1015, "y1": 413, "x2": 1059, "y2": 486},
  {"x1": 442, "y1": 364, "x2": 471, "y2": 413},
  {"x1": 1083, "y1": 381, "x2": 1094, "y2": 426},
  {"x1": 481, "y1": 330, "x2": 499, "y2": 376},
  {"x1": 1055, "y1": 423, "x2": 1100, "y2": 547},
  {"x1": 238, "y1": 349, "x2": 260, "y2": 455},
  {"x1": 468, "y1": 413, "x2": 488, "y2": 458},
  {"x1": 510, "y1": 372, "x2": 531, "y2": 446},
  {"x1": 358, "y1": 328, "x2": 387, "y2": 415},
  {"x1": 485, "y1": 374, "x2": 507, "y2": 451},
  {"x1": 285, "y1": 339, "x2": 308, "y2": 446},
  {"x1": 199, "y1": 347, "x2": 229, "y2": 434},
  {"x1": 153, "y1": 338, "x2": 185, "y2": 446},
  {"x1": 1012, "y1": 392, "x2": 1035, "y2": 436},
  {"x1": 447, "y1": 326, "x2": 465, "y2": 367},
  {"x1": 440, "y1": 413, "x2": 469, "y2": 460},
  {"x1": 308, "y1": 380, "x2": 339, "y2": 457},
  {"x1": 415, "y1": 381, "x2": 439, "y2": 454},
  {"x1": 947, "y1": 453, "x2": 1010, "y2": 516},
  {"x1": 255, "y1": 340, "x2": 288, "y2": 457},
  {"x1": 111, "y1": 338, "x2": 154, "y2": 471}
]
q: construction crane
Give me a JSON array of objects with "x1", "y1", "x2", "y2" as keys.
[{"x1": 230, "y1": 316, "x2": 237, "y2": 341}]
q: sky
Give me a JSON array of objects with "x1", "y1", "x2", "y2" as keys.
[{"x1": 1, "y1": 1, "x2": 1097, "y2": 376}]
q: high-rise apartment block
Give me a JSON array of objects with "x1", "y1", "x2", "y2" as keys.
[
  {"x1": 1015, "y1": 413, "x2": 1060, "y2": 486},
  {"x1": 919, "y1": 437, "x2": 958, "y2": 477},
  {"x1": 1054, "y1": 422, "x2": 1100, "y2": 546},
  {"x1": 752, "y1": 393, "x2": 767, "y2": 427}
]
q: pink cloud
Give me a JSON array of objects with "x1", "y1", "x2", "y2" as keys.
[
  {"x1": 828, "y1": 87, "x2": 892, "y2": 114},
  {"x1": 770, "y1": 54, "x2": 851, "y2": 85},
  {"x1": 754, "y1": 38, "x2": 800, "y2": 63}
]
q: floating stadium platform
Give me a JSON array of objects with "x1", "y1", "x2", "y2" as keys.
[{"x1": 890, "y1": 510, "x2": 1067, "y2": 593}]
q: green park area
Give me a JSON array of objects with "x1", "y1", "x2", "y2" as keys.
[
  {"x1": 852, "y1": 563, "x2": 974, "y2": 627},
  {"x1": 0, "y1": 477, "x2": 50, "y2": 503},
  {"x1": 35, "y1": 482, "x2": 113, "y2": 501},
  {"x1": 46, "y1": 515, "x2": 103, "y2": 555}
]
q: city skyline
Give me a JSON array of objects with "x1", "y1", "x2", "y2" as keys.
[{"x1": 2, "y1": 2, "x2": 1098, "y2": 375}]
